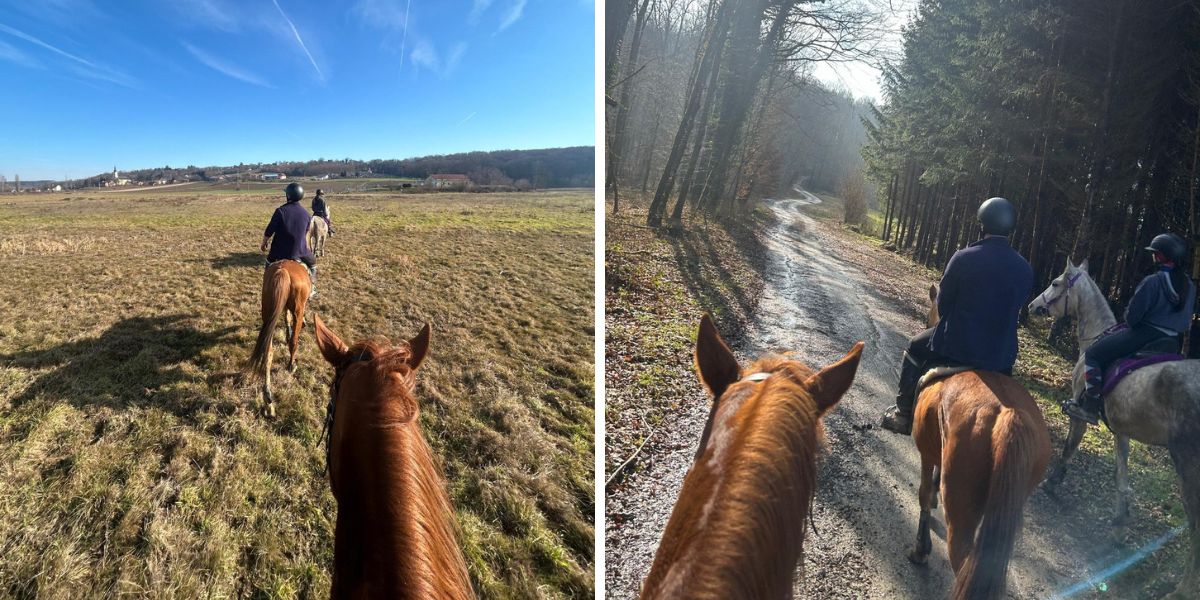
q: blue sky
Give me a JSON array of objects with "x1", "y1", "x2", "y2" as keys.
[{"x1": 0, "y1": 0, "x2": 595, "y2": 180}]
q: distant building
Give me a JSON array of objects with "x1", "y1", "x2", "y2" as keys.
[
  {"x1": 260, "y1": 172, "x2": 284, "y2": 181},
  {"x1": 426, "y1": 173, "x2": 471, "y2": 188},
  {"x1": 104, "y1": 166, "x2": 131, "y2": 187}
]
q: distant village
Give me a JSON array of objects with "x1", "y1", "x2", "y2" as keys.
[
  {"x1": 2, "y1": 167, "x2": 483, "y2": 194},
  {"x1": 2, "y1": 147, "x2": 595, "y2": 193}
]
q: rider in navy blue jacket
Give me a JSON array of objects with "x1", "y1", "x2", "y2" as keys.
[
  {"x1": 881, "y1": 198, "x2": 1034, "y2": 435},
  {"x1": 1064, "y1": 233, "x2": 1195, "y2": 424},
  {"x1": 261, "y1": 182, "x2": 318, "y2": 297}
]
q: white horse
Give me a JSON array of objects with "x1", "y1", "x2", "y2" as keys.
[
  {"x1": 308, "y1": 215, "x2": 328, "y2": 258},
  {"x1": 1029, "y1": 258, "x2": 1200, "y2": 599}
]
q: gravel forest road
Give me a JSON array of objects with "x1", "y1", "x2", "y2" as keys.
[{"x1": 605, "y1": 194, "x2": 1128, "y2": 599}]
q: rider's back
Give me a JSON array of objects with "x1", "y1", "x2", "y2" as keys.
[
  {"x1": 266, "y1": 202, "x2": 311, "y2": 262},
  {"x1": 931, "y1": 237, "x2": 1033, "y2": 373},
  {"x1": 1126, "y1": 271, "x2": 1195, "y2": 335}
]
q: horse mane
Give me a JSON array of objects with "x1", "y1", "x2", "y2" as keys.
[
  {"x1": 331, "y1": 338, "x2": 474, "y2": 599},
  {"x1": 642, "y1": 355, "x2": 824, "y2": 599}
]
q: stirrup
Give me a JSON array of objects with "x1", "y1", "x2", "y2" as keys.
[
  {"x1": 880, "y1": 406, "x2": 913, "y2": 435},
  {"x1": 1062, "y1": 400, "x2": 1099, "y2": 425}
]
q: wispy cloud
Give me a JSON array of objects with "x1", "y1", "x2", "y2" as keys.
[
  {"x1": 497, "y1": 0, "x2": 528, "y2": 31},
  {"x1": 270, "y1": 0, "x2": 324, "y2": 83},
  {"x1": 183, "y1": 42, "x2": 274, "y2": 88},
  {"x1": 0, "y1": 22, "x2": 137, "y2": 87},
  {"x1": 469, "y1": 0, "x2": 493, "y2": 24},
  {"x1": 407, "y1": 38, "x2": 468, "y2": 78},
  {"x1": 457, "y1": 111, "x2": 477, "y2": 125},
  {"x1": 174, "y1": 0, "x2": 241, "y2": 32},
  {"x1": 351, "y1": 0, "x2": 409, "y2": 28},
  {"x1": 0, "y1": 39, "x2": 41, "y2": 69}
]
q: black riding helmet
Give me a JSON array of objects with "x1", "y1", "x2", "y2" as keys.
[
  {"x1": 285, "y1": 182, "x2": 304, "y2": 203},
  {"x1": 1145, "y1": 233, "x2": 1187, "y2": 264},
  {"x1": 977, "y1": 197, "x2": 1016, "y2": 236}
]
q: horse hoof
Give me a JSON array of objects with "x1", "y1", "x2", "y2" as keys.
[
  {"x1": 289, "y1": 362, "x2": 297, "y2": 374},
  {"x1": 1040, "y1": 479, "x2": 1060, "y2": 497},
  {"x1": 907, "y1": 549, "x2": 928, "y2": 565}
]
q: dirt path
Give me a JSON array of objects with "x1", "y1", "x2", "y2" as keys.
[{"x1": 605, "y1": 196, "x2": 1172, "y2": 598}]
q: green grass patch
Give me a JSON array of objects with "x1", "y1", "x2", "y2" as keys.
[{"x1": 0, "y1": 190, "x2": 594, "y2": 598}]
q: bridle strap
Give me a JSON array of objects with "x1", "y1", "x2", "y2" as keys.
[
  {"x1": 320, "y1": 350, "x2": 373, "y2": 476},
  {"x1": 1042, "y1": 271, "x2": 1083, "y2": 309}
]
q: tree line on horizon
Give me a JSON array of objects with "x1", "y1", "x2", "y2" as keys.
[
  {"x1": 606, "y1": 0, "x2": 884, "y2": 228},
  {"x1": 74, "y1": 146, "x2": 595, "y2": 189},
  {"x1": 861, "y1": 0, "x2": 1200, "y2": 320}
]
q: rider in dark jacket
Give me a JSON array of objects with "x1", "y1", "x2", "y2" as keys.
[
  {"x1": 311, "y1": 188, "x2": 334, "y2": 235},
  {"x1": 262, "y1": 182, "x2": 318, "y2": 297},
  {"x1": 881, "y1": 197, "x2": 1034, "y2": 435},
  {"x1": 1064, "y1": 233, "x2": 1196, "y2": 424}
]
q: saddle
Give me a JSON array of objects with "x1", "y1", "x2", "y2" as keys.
[
  {"x1": 1100, "y1": 336, "x2": 1185, "y2": 397},
  {"x1": 916, "y1": 363, "x2": 976, "y2": 391}
]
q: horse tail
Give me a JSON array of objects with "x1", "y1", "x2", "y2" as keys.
[
  {"x1": 953, "y1": 408, "x2": 1033, "y2": 600},
  {"x1": 248, "y1": 266, "x2": 289, "y2": 378}
]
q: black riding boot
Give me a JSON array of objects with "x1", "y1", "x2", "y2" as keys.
[
  {"x1": 1063, "y1": 365, "x2": 1103, "y2": 425},
  {"x1": 881, "y1": 350, "x2": 924, "y2": 435}
]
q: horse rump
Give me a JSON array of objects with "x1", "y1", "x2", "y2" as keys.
[{"x1": 952, "y1": 408, "x2": 1039, "y2": 600}]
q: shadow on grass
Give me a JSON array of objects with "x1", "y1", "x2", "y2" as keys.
[
  {"x1": 664, "y1": 220, "x2": 768, "y2": 343},
  {"x1": 1, "y1": 314, "x2": 237, "y2": 420},
  {"x1": 203, "y1": 251, "x2": 266, "y2": 270}
]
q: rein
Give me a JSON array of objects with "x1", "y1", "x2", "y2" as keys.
[{"x1": 319, "y1": 349, "x2": 374, "y2": 476}]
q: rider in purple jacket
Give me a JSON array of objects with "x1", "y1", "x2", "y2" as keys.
[
  {"x1": 881, "y1": 198, "x2": 1034, "y2": 435},
  {"x1": 1064, "y1": 233, "x2": 1195, "y2": 424}
]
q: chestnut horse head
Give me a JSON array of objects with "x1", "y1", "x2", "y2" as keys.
[
  {"x1": 641, "y1": 314, "x2": 863, "y2": 600},
  {"x1": 313, "y1": 315, "x2": 474, "y2": 600}
]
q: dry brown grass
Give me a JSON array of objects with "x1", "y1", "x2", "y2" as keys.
[{"x1": 0, "y1": 189, "x2": 594, "y2": 598}]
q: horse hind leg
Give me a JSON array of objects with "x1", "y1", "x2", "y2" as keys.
[
  {"x1": 1044, "y1": 417, "x2": 1088, "y2": 493},
  {"x1": 288, "y1": 303, "x2": 305, "y2": 373},
  {"x1": 908, "y1": 461, "x2": 937, "y2": 564},
  {"x1": 1112, "y1": 434, "x2": 1133, "y2": 526},
  {"x1": 261, "y1": 345, "x2": 276, "y2": 418},
  {"x1": 1166, "y1": 438, "x2": 1200, "y2": 600}
]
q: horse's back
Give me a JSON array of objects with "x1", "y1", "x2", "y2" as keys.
[
  {"x1": 1107, "y1": 359, "x2": 1200, "y2": 444},
  {"x1": 918, "y1": 371, "x2": 1049, "y2": 466}
]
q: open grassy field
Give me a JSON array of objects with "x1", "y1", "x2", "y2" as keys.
[{"x1": 0, "y1": 189, "x2": 594, "y2": 598}]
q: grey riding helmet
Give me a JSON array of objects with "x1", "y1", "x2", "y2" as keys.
[
  {"x1": 977, "y1": 197, "x2": 1016, "y2": 236},
  {"x1": 1145, "y1": 233, "x2": 1187, "y2": 264}
]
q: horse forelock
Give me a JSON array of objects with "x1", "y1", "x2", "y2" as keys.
[{"x1": 648, "y1": 356, "x2": 823, "y2": 599}]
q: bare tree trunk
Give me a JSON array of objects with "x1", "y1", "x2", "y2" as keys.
[
  {"x1": 608, "y1": 0, "x2": 654, "y2": 215},
  {"x1": 647, "y1": 0, "x2": 731, "y2": 227}
]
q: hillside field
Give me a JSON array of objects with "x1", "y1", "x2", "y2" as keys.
[{"x1": 0, "y1": 189, "x2": 595, "y2": 598}]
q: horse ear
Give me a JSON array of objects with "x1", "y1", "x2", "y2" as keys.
[
  {"x1": 694, "y1": 314, "x2": 740, "y2": 399},
  {"x1": 314, "y1": 314, "x2": 349, "y2": 366},
  {"x1": 1079, "y1": 258, "x2": 1089, "y2": 273},
  {"x1": 1066, "y1": 256, "x2": 1075, "y2": 271},
  {"x1": 928, "y1": 284, "x2": 938, "y2": 302},
  {"x1": 405, "y1": 323, "x2": 432, "y2": 370},
  {"x1": 805, "y1": 342, "x2": 864, "y2": 416}
]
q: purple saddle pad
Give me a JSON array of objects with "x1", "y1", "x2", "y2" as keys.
[{"x1": 1102, "y1": 354, "x2": 1185, "y2": 397}]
